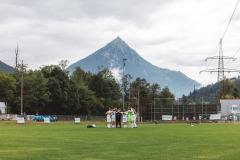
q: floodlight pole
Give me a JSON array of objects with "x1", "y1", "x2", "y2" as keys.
[{"x1": 122, "y1": 58, "x2": 127, "y2": 110}]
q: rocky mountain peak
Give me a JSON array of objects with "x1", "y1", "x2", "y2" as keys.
[
  {"x1": 106, "y1": 36, "x2": 131, "y2": 54},
  {"x1": 110, "y1": 36, "x2": 125, "y2": 45},
  {"x1": 66, "y1": 37, "x2": 200, "y2": 98}
]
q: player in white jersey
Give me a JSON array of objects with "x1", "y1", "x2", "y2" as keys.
[
  {"x1": 106, "y1": 108, "x2": 112, "y2": 128},
  {"x1": 121, "y1": 108, "x2": 128, "y2": 128},
  {"x1": 174, "y1": 116, "x2": 177, "y2": 123},
  {"x1": 186, "y1": 117, "x2": 189, "y2": 124},
  {"x1": 130, "y1": 107, "x2": 137, "y2": 128},
  {"x1": 199, "y1": 116, "x2": 202, "y2": 123},
  {"x1": 111, "y1": 107, "x2": 117, "y2": 128}
]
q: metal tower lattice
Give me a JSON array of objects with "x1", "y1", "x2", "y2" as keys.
[{"x1": 200, "y1": 39, "x2": 240, "y2": 82}]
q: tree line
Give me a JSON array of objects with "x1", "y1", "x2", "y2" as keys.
[
  {"x1": 0, "y1": 62, "x2": 175, "y2": 116},
  {"x1": 187, "y1": 78, "x2": 240, "y2": 104},
  {"x1": 1, "y1": 61, "x2": 240, "y2": 115}
]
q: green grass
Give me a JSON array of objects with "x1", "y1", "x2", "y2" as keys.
[{"x1": 0, "y1": 121, "x2": 240, "y2": 160}]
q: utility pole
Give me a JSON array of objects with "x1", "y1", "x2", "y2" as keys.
[
  {"x1": 122, "y1": 58, "x2": 127, "y2": 110},
  {"x1": 200, "y1": 39, "x2": 240, "y2": 90},
  {"x1": 21, "y1": 60, "x2": 23, "y2": 115},
  {"x1": 15, "y1": 43, "x2": 19, "y2": 70}
]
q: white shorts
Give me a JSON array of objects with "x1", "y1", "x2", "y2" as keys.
[
  {"x1": 123, "y1": 115, "x2": 127, "y2": 122},
  {"x1": 132, "y1": 115, "x2": 136, "y2": 121},
  {"x1": 111, "y1": 114, "x2": 115, "y2": 121},
  {"x1": 107, "y1": 115, "x2": 111, "y2": 122}
]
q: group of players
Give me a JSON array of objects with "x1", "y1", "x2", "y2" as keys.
[{"x1": 106, "y1": 107, "x2": 137, "y2": 128}]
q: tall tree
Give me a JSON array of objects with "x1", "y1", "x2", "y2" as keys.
[
  {"x1": 182, "y1": 94, "x2": 190, "y2": 105},
  {"x1": 21, "y1": 70, "x2": 50, "y2": 114},
  {"x1": 41, "y1": 66, "x2": 79, "y2": 115},
  {"x1": 149, "y1": 83, "x2": 161, "y2": 103},
  {"x1": 131, "y1": 78, "x2": 151, "y2": 109},
  {"x1": 58, "y1": 60, "x2": 69, "y2": 70},
  {"x1": 159, "y1": 86, "x2": 175, "y2": 105},
  {"x1": 0, "y1": 71, "x2": 16, "y2": 103},
  {"x1": 70, "y1": 67, "x2": 97, "y2": 115},
  {"x1": 88, "y1": 68, "x2": 121, "y2": 113},
  {"x1": 217, "y1": 79, "x2": 239, "y2": 99}
]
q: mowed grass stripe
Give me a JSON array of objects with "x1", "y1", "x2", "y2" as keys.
[{"x1": 0, "y1": 122, "x2": 240, "y2": 160}]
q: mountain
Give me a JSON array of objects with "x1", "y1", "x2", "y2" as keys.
[
  {"x1": 0, "y1": 60, "x2": 14, "y2": 73},
  {"x1": 66, "y1": 37, "x2": 200, "y2": 97}
]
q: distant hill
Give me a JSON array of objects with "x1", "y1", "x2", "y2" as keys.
[
  {"x1": 66, "y1": 37, "x2": 200, "y2": 98},
  {"x1": 0, "y1": 61, "x2": 14, "y2": 73},
  {"x1": 188, "y1": 78, "x2": 240, "y2": 103},
  {"x1": 188, "y1": 83, "x2": 218, "y2": 103}
]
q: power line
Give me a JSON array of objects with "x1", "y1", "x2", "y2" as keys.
[
  {"x1": 200, "y1": 39, "x2": 240, "y2": 82},
  {"x1": 221, "y1": 0, "x2": 240, "y2": 40},
  {"x1": 225, "y1": 47, "x2": 240, "y2": 66},
  {"x1": 200, "y1": 0, "x2": 240, "y2": 84}
]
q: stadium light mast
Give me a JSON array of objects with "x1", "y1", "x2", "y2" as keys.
[{"x1": 122, "y1": 58, "x2": 127, "y2": 109}]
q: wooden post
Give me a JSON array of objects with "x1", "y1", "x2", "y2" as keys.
[
  {"x1": 21, "y1": 60, "x2": 23, "y2": 114},
  {"x1": 15, "y1": 43, "x2": 19, "y2": 70}
]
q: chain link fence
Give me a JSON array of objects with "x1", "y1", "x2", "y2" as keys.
[
  {"x1": 0, "y1": 114, "x2": 106, "y2": 121},
  {"x1": 53, "y1": 115, "x2": 106, "y2": 121}
]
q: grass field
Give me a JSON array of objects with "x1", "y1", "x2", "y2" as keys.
[{"x1": 0, "y1": 121, "x2": 240, "y2": 160}]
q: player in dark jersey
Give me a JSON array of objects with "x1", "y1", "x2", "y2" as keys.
[{"x1": 115, "y1": 109, "x2": 122, "y2": 128}]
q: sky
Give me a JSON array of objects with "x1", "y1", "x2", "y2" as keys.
[{"x1": 0, "y1": 0, "x2": 240, "y2": 87}]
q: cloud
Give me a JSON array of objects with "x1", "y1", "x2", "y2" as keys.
[
  {"x1": 110, "y1": 67, "x2": 122, "y2": 82},
  {"x1": 109, "y1": 60, "x2": 123, "y2": 82},
  {"x1": 0, "y1": 0, "x2": 240, "y2": 87}
]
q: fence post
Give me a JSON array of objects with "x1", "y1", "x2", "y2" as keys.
[
  {"x1": 206, "y1": 104, "x2": 207, "y2": 119},
  {"x1": 172, "y1": 105, "x2": 173, "y2": 117},
  {"x1": 151, "y1": 105, "x2": 152, "y2": 122},
  {"x1": 178, "y1": 104, "x2": 179, "y2": 120},
  {"x1": 154, "y1": 105, "x2": 155, "y2": 121},
  {"x1": 183, "y1": 105, "x2": 184, "y2": 118},
  {"x1": 194, "y1": 104, "x2": 196, "y2": 117},
  {"x1": 161, "y1": 105, "x2": 163, "y2": 120}
]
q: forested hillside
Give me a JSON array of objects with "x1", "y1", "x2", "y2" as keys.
[{"x1": 188, "y1": 78, "x2": 240, "y2": 103}]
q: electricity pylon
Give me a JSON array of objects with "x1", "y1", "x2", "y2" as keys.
[{"x1": 200, "y1": 39, "x2": 240, "y2": 82}]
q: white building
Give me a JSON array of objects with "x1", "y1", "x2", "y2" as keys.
[
  {"x1": 0, "y1": 102, "x2": 6, "y2": 114},
  {"x1": 220, "y1": 99, "x2": 240, "y2": 116}
]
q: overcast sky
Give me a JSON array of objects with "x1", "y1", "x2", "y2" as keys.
[{"x1": 1, "y1": 0, "x2": 240, "y2": 87}]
